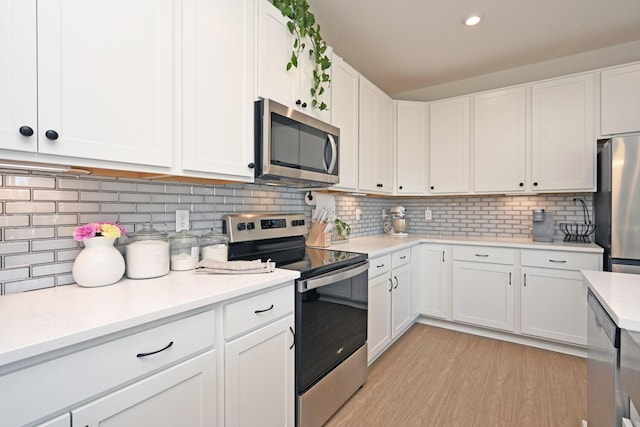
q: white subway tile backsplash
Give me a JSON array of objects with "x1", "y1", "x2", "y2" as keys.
[
  {"x1": 5, "y1": 175, "x2": 55, "y2": 188},
  {"x1": 0, "y1": 215, "x2": 29, "y2": 227},
  {"x1": 33, "y1": 190, "x2": 79, "y2": 201},
  {"x1": 0, "y1": 170, "x2": 594, "y2": 294},
  {"x1": 4, "y1": 227, "x2": 55, "y2": 240},
  {"x1": 5, "y1": 252, "x2": 55, "y2": 268},
  {"x1": 0, "y1": 188, "x2": 31, "y2": 200}
]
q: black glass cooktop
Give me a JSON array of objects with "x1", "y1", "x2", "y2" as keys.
[{"x1": 227, "y1": 236, "x2": 367, "y2": 279}]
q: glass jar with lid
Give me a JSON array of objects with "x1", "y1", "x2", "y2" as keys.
[
  {"x1": 125, "y1": 224, "x2": 170, "y2": 279},
  {"x1": 169, "y1": 230, "x2": 199, "y2": 271},
  {"x1": 199, "y1": 232, "x2": 228, "y2": 262}
]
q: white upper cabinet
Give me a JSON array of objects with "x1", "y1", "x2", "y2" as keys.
[
  {"x1": 473, "y1": 86, "x2": 526, "y2": 193},
  {"x1": 257, "y1": 0, "x2": 330, "y2": 122},
  {"x1": 35, "y1": 0, "x2": 174, "y2": 167},
  {"x1": 330, "y1": 54, "x2": 359, "y2": 191},
  {"x1": 601, "y1": 62, "x2": 640, "y2": 136},
  {"x1": 0, "y1": 0, "x2": 37, "y2": 153},
  {"x1": 358, "y1": 76, "x2": 393, "y2": 194},
  {"x1": 428, "y1": 96, "x2": 470, "y2": 194},
  {"x1": 531, "y1": 73, "x2": 595, "y2": 192},
  {"x1": 180, "y1": 0, "x2": 255, "y2": 181},
  {"x1": 396, "y1": 101, "x2": 428, "y2": 194}
]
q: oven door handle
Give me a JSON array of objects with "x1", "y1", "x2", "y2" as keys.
[{"x1": 297, "y1": 261, "x2": 369, "y2": 292}]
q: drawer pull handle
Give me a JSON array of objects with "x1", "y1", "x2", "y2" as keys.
[
  {"x1": 509, "y1": 272, "x2": 512, "y2": 285},
  {"x1": 388, "y1": 278, "x2": 393, "y2": 292},
  {"x1": 136, "y1": 341, "x2": 173, "y2": 358},
  {"x1": 474, "y1": 254, "x2": 489, "y2": 257},
  {"x1": 254, "y1": 304, "x2": 274, "y2": 314},
  {"x1": 377, "y1": 264, "x2": 385, "y2": 268},
  {"x1": 524, "y1": 273, "x2": 527, "y2": 287},
  {"x1": 289, "y1": 326, "x2": 295, "y2": 350},
  {"x1": 393, "y1": 276, "x2": 399, "y2": 289},
  {"x1": 400, "y1": 255, "x2": 407, "y2": 260},
  {"x1": 549, "y1": 259, "x2": 567, "y2": 263},
  {"x1": 442, "y1": 251, "x2": 445, "y2": 262}
]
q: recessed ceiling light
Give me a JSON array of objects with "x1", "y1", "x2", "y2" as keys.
[{"x1": 464, "y1": 15, "x2": 482, "y2": 26}]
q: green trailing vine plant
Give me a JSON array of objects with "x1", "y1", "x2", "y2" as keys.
[
  {"x1": 272, "y1": 0, "x2": 331, "y2": 111},
  {"x1": 333, "y1": 218, "x2": 351, "y2": 240}
]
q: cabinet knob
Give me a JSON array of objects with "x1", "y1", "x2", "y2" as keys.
[
  {"x1": 533, "y1": 181, "x2": 538, "y2": 187},
  {"x1": 19, "y1": 126, "x2": 34, "y2": 137},
  {"x1": 45, "y1": 130, "x2": 59, "y2": 140},
  {"x1": 247, "y1": 162, "x2": 255, "y2": 169},
  {"x1": 295, "y1": 99, "x2": 302, "y2": 105},
  {"x1": 430, "y1": 186, "x2": 435, "y2": 190},
  {"x1": 519, "y1": 182, "x2": 524, "y2": 187},
  {"x1": 301, "y1": 102, "x2": 307, "y2": 108},
  {"x1": 399, "y1": 185, "x2": 403, "y2": 190},
  {"x1": 376, "y1": 183, "x2": 383, "y2": 188}
]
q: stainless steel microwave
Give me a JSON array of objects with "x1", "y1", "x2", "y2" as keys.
[{"x1": 254, "y1": 98, "x2": 340, "y2": 188}]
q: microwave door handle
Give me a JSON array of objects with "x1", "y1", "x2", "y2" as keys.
[{"x1": 326, "y1": 134, "x2": 337, "y2": 173}]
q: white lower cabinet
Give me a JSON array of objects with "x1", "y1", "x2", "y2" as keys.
[
  {"x1": 414, "y1": 244, "x2": 451, "y2": 320},
  {"x1": 367, "y1": 249, "x2": 412, "y2": 363},
  {"x1": 37, "y1": 414, "x2": 71, "y2": 427},
  {"x1": 452, "y1": 246, "x2": 516, "y2": 332},
  {"x1": 520, "y1": 249, "x2": 600, "y2": 346},
  {"x1": 223, "y1": 285, "x2": 295, "y2": 427},
  {"x1": 72, "y1": 350, "x2": 216, "y2": 426}
]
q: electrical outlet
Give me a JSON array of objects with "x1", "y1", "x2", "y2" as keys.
[
  {"x1": 382, "y1": 208, "x2": 386, "y2": 219},
  {"x1": 355, "y1": 208, "x2": 361, "y2": 221},
  {"x1": 425, "y1": 208, "x2": 432, "y2": 221},
  {"x1": 176, "y1": 210, "x2": 190, "y2": 232}
]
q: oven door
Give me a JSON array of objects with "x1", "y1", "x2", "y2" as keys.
[{"x1": 295, "y1": 261, "x2": 368, "y2": 394}]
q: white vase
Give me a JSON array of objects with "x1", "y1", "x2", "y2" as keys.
[{"x1": 72, "y1": 237, "x2": 125, "y2": 287}]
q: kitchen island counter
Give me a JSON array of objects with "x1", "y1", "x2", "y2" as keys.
[{"x1": 583, "y1": 269, "x2": 640, "y2": 331}]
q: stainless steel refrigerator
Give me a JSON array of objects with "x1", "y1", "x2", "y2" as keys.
[{"x1": 595, "y1": 134, "x2": 640, "y2": 273}]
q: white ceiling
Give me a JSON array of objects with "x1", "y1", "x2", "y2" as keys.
[{"x1": 307, "y1": 0, "x2": 640, "y2": 101}]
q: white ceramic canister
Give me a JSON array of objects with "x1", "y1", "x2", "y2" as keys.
[
  {"x1": 169, "y1": 230, "x2": 199, "y2": 271},
  {"x1": 125, "y1": 224, "x2": 170, "y2": 279}
]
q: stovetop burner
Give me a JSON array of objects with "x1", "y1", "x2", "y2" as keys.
[{"x1": 223, "y1": 213, "x2": 367, "y2": 278}]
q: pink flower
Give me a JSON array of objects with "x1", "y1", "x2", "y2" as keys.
[{"x1": 73, "y1": 222, "x2": 125, "y2": 241}]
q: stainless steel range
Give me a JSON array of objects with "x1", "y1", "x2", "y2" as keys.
[{"x1": 223, "y1": 213, "x2": 369, "y2": 426}]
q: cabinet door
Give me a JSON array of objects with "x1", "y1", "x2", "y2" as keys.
[
  {"x1": 257, "y1": 0, "x2": 298, "y2": 109},
  {"x1": 521, "y1": 267, "x2": 588, "y2": 345},
  {"x1": 0, "y1": 0, "x2": 37, "y2": 153},
  {"x1": 331, "y1": 55, "x2": 359, "y2": 191},
  {"x1": 473, "y1": 87, "x2": 526, "y2": 193},
  {"x1": 416, "y1": 244, "x2": 450, "y2": 320},
  {"x1": 36, "y1": 0, "x2": 173, "y2": 167},
  {"x1": 396, "y1": 101, "x2": 428, "y2": 194},
  {"x1": 72, "y1": 350, "x2": 216, "y2": 427},
  {"x1": 368, "y1": 273, "x2": 392, "y2": 363},
  {"x1": 376, "y1": 93, "x2": 394, "y2": 192},
  {"x1": 452, "y1": 261, "x2": 514, "y2": 331},
  {"x1": 428, "y1": 96, "x2": 470, "y2": 194},
  {"x1": 225, "y1": 315, "x2": 294, "y2": 427},
  {"x1": 601, "y1": 62, "x2": 640, "y2": 135},
  {"x1": 391, "y1": 263, "x2": 412, "y2": 338},
  {"x1": 181, "y1": 0, "x2": 254, "y2": 180},
  {"x1": 531, "y1": 73, "x2": 595, "y2": 192}
]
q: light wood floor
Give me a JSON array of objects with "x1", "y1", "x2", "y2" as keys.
[{"x1": 325, "y1": 324, "x2": 587, "y2": 427}]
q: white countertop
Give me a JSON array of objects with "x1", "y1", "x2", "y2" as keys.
[
  {"x1": 329, "y1": 233, "x2": 603, "y2": 258},
  {"x1": 583, "y1": 270, "x2": 640, "y2": 332},
  {"x1": 0, "y1": 269, "x2": 299, "y2": 367}
]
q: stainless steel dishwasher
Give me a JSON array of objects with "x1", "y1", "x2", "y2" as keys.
[{"x1": 588, "y1": 289, "x2": 626, "y2": 426}]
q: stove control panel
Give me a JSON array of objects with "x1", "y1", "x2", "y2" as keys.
[{"x1": 223, "y1": 213, "x2": 308, "y2": 243}]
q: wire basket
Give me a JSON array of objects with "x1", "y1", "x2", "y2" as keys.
[{"x1": 559, "y1": 222, "x2": 595, "y2": 242}]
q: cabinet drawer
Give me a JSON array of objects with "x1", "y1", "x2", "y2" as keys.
[
  {"x1": 392, "y1": 248, "x2": 411, "y2": 268},
  {"x1": 1, "y1": 309, "x2": 215, "y2": 427},
  {"x1": 521, "y1": 249, "x2": 600, "y2": 271},
  {"x1": 224, "y1": 285, "x2": 293, "y2": 339},
  {"x1": 369, "y1": 254, "x2": 392, "y2": 278},
  {"x1": 453, "y1": 245, "x2": 515, "y2": 265}
]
